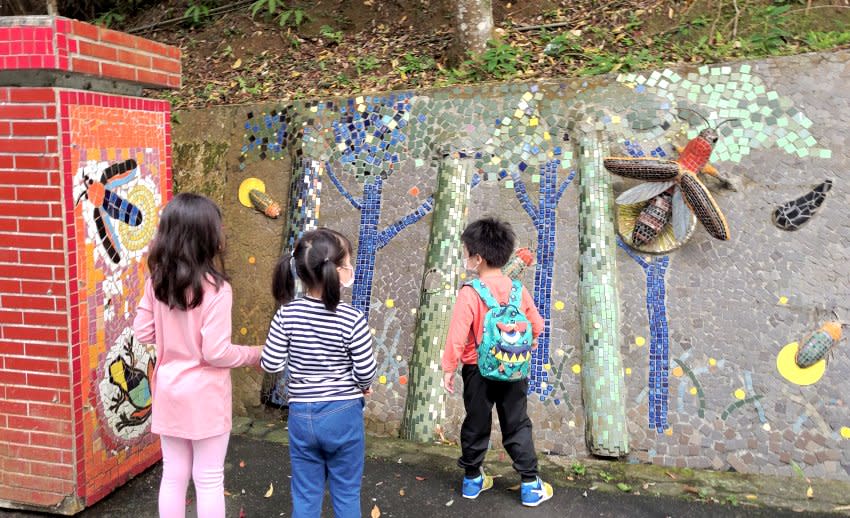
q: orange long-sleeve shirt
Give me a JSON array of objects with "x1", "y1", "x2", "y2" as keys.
[{"x1": 441, "y1": 273, "x2": 544, "y2": 373}]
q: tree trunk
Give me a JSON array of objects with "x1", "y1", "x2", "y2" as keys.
[
  {"x1": 450, "y1": 0, "x2": 494, "y2": 66},
  {"x1": 46, "y1": 0, "x2": 58, "y2": 15}
]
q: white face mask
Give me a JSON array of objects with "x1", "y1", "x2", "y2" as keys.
[
  {"x1": 464, "y1": 256, "x2": 480, "y2": 273},
  {"x1": 341, "y1": 276, "x2": 355, "y2": 288}
]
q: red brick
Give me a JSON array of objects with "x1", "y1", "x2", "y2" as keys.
[
  {"x1": 0, "y1": 155, "x2": 12, "y2": 168},
  {"x1": 20, "y1": 280, "x2": 65, "y2": 296},
  {"x1": 28, "y1": 402, "x2": 71, "y2": 420},
  {"x1": 0, "y1": 217, "x2": 16, "y2": 231},
  {"x1": 152, "y1": 56, "x2": 181, "y2": 74},
  {"x1": 14, "y1": 155, "x2": 58, "y2": 170},
  {"x1": 118, "y1": 49, "x2": 151, "y2": 68},
  {"x1": 136, "y1": 69, "x2": 168, "y2": 86},
  {"x1": 0, "y1": 369, "x2": 27, "y2": 384},
  {"x1": 1, "y1": 428, "x2": 30, "y2": 445},
  {"x1": 3, "y1": 471, "x2": 73, "y2": 493},
  {"x1": 5, "y1": 357, "x2": 60, "y2": 373},
  {"x1": 0, "y1": 310, "x2": 23, "y2": 324},
  {"x1": 1, "y1": 457, "x2": 30, "y2": 474},
  {"x1": 0, "y1": 265, "x2": 54, "y2": 281},
  {"x1": 0, "y1": 171, "x2": 49, "y2": 186},
  {"x1": 101, "y1": 62, "x2": 137, "y2": 82},
  {"x1": 18, "y1": 219, "x2": 65, "y2": 236},
  {"x1": 3, "y1": 325, "x2": 60, "y2": 343},
  {"x1": 23, "y1": 311, "x2": 67, "y2": 326},
  {"x1": 71, "y1": 57, "x2": 100, "y2": 76},
  {"x1": 0, "y1": 138, "x2": 48, "y2": 154},
  {"x1": 0, "y1": 105, "x2": 46, "y2": 119},
  {"x1": 101, "y1": 29, "x2": 141, "y2": 49},
  {"x1": 0, "y1": 233, "x2": 53, "y2": 250},
  {"x1": 0, "y1": 202, "x2": 52, "y2": 217},
  {"x1": 70, "y1": 20, "x2": 99, "y2": 41},
  {"x1": 0, "y1": 341, "x2": 25, "y2": 354},
  {"x1": 10, "y1": 121, "x2": 56, "y2": 137},
  {"x1": 0, "y1": 486, "x2": 66, "y2": 507},
  {"x1": 0, "y1": 400, "x2": 28, "y2": 415},
  {"x1": 8, "y1": 89, "x2": 55, "y2": 104},
  {"x1": 0, "y1": 249, "x2": 18, "y2": 263},
  {"x1": 29, "y1": 432, "x2": 72, "y2": 451},
  {"x1": 78, "y1": 41, "x2": 117, "y2": 61},
  {"x1": 5, "y1": 386, "x2": 62, "y2": 404},
  {"x1": 30, "y1": 459, "x2": 73, "y2": 480},
  {"x1": 26, "y1": 373, "x2": 69, "y2": 391},
  {"x1": 25, "y1": 343, "x2": 67, "y2": 359},
  {"x1": 0, "y1": 121, "x2": 10, "y2": 135}
]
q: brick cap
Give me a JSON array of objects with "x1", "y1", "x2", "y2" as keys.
[{"x1": 0, "y1": 16, "x2": 181, "y2": 90}]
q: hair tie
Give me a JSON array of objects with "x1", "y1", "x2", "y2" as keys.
[{"x1": 289, "y1": 255, "x2": 298, "y2": 281}]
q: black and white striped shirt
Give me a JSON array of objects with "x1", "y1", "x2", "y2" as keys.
[{"x1": 261, "y1": 297, "x2": 377, "y2": 403}]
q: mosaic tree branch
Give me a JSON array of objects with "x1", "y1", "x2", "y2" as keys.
[
  {"x1": 400, "y1": 154, "x2": 474, "y2": 442},
  {"x1": 578, "y1": 132, "x2": 629, "y2": 457},
  {"x1": 617, "y1": 236, "x2": 671, "y2": 433}
]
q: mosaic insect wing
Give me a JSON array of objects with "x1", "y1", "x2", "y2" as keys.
[
  {"x1": 671, "y1": 188, "x2": 690, "y2": 241},
  {"x1": 795, "y1": 322, "x2": 842, "y2": 368},
  {"x1": 603, "y1": 157, "x2": 681, "y2": 181},
  {"x1": 615, "y1": 180, "x2": 676, "y2": 205},
  {"x1": 677, "y1": 172, "x2": 730, "y2": 240},
  {"x1": 773, "y1": 180, "x2": 833, "y2": 231}
]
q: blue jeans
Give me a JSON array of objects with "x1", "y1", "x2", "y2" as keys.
[{"x1": 288, "y1": 399, "x2": 365, "y2": 518}]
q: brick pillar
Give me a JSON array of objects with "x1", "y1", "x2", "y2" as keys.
[{"x1": 0, "y1": 16, "x2": 179, "y2": 514}]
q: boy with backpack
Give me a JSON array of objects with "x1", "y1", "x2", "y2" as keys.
[{"x1": 441, "y1": 217, "x2": 554, "y2": 507}]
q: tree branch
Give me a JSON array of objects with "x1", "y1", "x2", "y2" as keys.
[
  {"x1": 510, "y1": 171, "x2": 539, "y2": 225},
  {"x1": 324, "y1": 161, "x2": 362, "y2": 211},
  {"x1": 555, "y1": 169, "x2": 578, "y2": 204},
  {"x1": 376, "y1": 196, "x2": 435, "y2": 249}
]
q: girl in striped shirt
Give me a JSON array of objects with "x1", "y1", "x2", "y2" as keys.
[{"x1": 261, "y1": 228, "x2": 376, "y2": 518}]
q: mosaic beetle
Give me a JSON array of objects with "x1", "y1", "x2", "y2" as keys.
[
  {"x1": 795, "y1": 313, "x2": 846, "y2": 368},
  {"x1": 108, "y1": 335, "x2": 155, "y2": 431},
  {"x1": 605, "y1": 110, "x2": 736, "y2": 245}
]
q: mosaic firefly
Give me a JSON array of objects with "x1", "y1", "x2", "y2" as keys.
[
  {"x1": 75, "y1": 159, "x2": 143, "y2": 264},
  {"x1": 795, "y1": 317, "x2": 846, "y2": 368},
  {"x1": 605, "y1": 111, "x2": 735, "y2": 245}
]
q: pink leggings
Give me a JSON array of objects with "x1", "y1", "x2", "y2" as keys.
[{"x1": 159, "y1": 432, "x2": 230, "y2": 518}]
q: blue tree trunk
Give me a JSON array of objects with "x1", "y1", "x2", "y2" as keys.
[
  {"x1": 529, "y1": 160, "x2": 558, "y2": 397},
  {"x1": 351, "y1": 178, "x2": 382, "y2": 317},
  {"x1": 645, "y1": 256, "x2": 670, "y2": 433}
]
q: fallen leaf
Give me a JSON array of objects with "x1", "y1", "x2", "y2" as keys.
[
  {"x1": 665, "y1": 471, "x2": 676, "y2": 480},
  {"x1": 507, "y1": 484, "x2": 521, "y2": 491},
  {"x1": 371, "y1": 504, "x2": 381, "y2": 518},
  {"x1": 375, "y1": 481, "x2": 384, "y2": 486},
  {"x1": 745, "y1": 494, "x2": 758, "y2": 500},
  {"x1": 445, "y1": 499, "x2": 454, "y2": 506},
  {"x1": 617, "y1": 483, "x2": 632, "y2": 492},
  {"x1": 582, "y1": 491, "x2": 588, "y2": 497},
  {"x1": 399, "y1": 489, "x2": 405, "y2": 496},
  {"x1": 264, "y1": 483, "x2": 274, "y2": 498},
  {"x1": 397, "y1": 458, "x2": 403, "y2": 464},
  {"x1": 415, "y1": 476, "x2": 426, "y2": 481},
  {"x1": 807, "y1": 486, "x2": 814, "y2": 499},
  {"x1": 224, "y1": 490, "x2": 232, "y2": 497},
  {"x1": 239, "y1": 460, "x2": 246, "y2": 468},
  {"x1": 239, "y1": 507, "x2": 246, "y2": 518},
  {"x1": 232, "y1": 58, "x2": 242, "y2": 69},
  {"x1": 683, "y1": 485, "x2": 700, "y2": 495}
]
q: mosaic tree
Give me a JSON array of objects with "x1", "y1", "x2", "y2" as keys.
[
  {"x1": 319, "y1": 93, "x2": 435, "y2": 319},
  {"x1": 239, "y1": 106, "x2": 323, "y2": 406},
  {"x1": 482, "y1": 89, "x2": 577, "y2": 398}
]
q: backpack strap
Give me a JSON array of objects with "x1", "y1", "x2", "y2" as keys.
[
  {"x1": 507, "y1": 279, "x2": 523, "y2": 308},
  {"x1": 466, "y1": 279, "x2": 500, "y2": 310}
]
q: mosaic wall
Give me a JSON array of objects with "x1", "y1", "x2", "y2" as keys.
[
  {"x1": 62, "y1": 91, "x2": 169, "y2": 501},
  {"x1": 198, "y1": 50, "x2": 850, "y2": 480}
]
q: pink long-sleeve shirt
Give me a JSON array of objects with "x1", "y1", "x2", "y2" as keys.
[
  {"x1": 133, "y1": 278, "x2": 261, "y2": 440},
  {"x1": 441, "y1": 273, "x2": 544, "y2": 373}
]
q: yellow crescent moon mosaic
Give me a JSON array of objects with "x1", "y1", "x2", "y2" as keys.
[{"x1": 776, "y1": 342, "x2": 826, "y2": 386}]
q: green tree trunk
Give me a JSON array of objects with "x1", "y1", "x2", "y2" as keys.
[
  {"x1": 577, "y1": 132, "x2": 629, "y2": 457},
  {"x1": 400, "y1": 153, "x2": 474, "y2": 442}
]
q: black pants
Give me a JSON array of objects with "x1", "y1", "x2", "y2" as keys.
[{"x1": 458, "y1": 364, "x2": 538, "y2": 481}]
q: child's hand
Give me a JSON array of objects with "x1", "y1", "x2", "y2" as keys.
[
  {"x1": 362, "y1": 387, "x2": 373, "y2": 396},
  {"x1": 443, "y1": 371, "x2": 455, "y2": 394}
]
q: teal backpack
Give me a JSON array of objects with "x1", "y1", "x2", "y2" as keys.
[{"x1": 467, "y1": 279, "x2": 534, "y2": 382}]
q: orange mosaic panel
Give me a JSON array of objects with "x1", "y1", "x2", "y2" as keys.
[{"x1": 59, "y1": 91, "x2": 171, "y2": 504}]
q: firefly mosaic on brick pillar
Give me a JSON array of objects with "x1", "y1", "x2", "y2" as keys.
[
  {"x1": 0, "y1": 16, "x2": 179, "y2": 513},
  {"x1": 577, "y1": 132, "x2": 629, "y2": 457},
  {"x1": 400, "y1": 152, "x2": 476, "y2": 442}
]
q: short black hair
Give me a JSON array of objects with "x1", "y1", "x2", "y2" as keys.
[{"x1": 461, "y1": 217, "x2": 515, "y2": 268}]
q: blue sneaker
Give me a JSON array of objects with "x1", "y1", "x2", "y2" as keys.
[
  {"x1": 521, "y1": 477, "x2": 553, "y2": 507},
  {"x1": 461, "y1": 468, "x2": 493, "y2": 499}
]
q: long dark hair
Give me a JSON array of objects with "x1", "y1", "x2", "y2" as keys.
[
  {"x1": 272, "y1": 228, "x2": 353, "y2": 311},
  {"x1": 147, "y1": 193, "x2": 229, "y2": 310}
]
